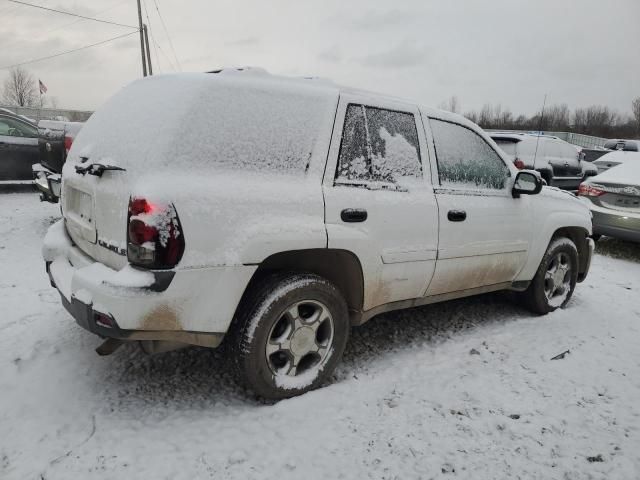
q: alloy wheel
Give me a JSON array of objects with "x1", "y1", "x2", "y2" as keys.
[{"x1": 265, "y1": 300, "x2": 334, "y2": 377}]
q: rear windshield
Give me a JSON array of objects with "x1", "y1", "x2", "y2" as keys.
[
  {"x1": 493, "y1": 139, "x2": 518, "y2": 157},
  {"x1": 70, "y1": 74, "x2": 337, "y2": 175}
]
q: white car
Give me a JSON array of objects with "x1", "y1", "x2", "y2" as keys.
[
  {"x1": 43, "y1": 69, "x2": 594, "y2": 399},
  {"x1": 593, "y1": 150, "x2": 640, "y2": 174}
]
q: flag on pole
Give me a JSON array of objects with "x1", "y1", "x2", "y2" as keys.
[{"x1": 39, "y1": 79, "x2": 47, "y2": 95}]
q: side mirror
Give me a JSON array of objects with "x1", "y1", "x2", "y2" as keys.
[{"x1": 512, "y1": 170, "x2": 543, "y2": 198}]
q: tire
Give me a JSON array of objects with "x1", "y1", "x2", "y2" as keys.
[
  {"x1": 229, "y1": 272, "x2": 350, "y2": 399},
  {"x1": 520, "y1": 237, "x2": 579, "y2": 315}
]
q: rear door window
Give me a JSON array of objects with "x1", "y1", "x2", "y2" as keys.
[
  {"x1": 336, "y1": 104, "x2": 422, "y2": 185},
  {"x1": 430, "y1": 119, "x2": 509, "y2": 190}
]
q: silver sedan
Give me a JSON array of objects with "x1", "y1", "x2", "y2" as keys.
[{"x1": 578, "y1": 161, "x2": 640, "y2": 242}]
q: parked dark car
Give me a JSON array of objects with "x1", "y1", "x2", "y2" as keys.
[
  {"x1": 490, "y1": 132, "x2": 588, "y2": 190},
  {"x1": 0, "y1": 109, "x2": 39, "y2": 181},
  {"x1": 603, "y1": 139, "x2": 640, "y2": 152},
  {"x1": 33, "y1": 119, "x2": 83, "y2": 202}
]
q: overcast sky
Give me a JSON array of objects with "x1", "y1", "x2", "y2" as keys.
[{"x1": 1, "y1": 0, "x2": 638, "y2": 115}]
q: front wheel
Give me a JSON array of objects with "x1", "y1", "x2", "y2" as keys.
[
  {"x1": 230, "y1": 273, "x2": 350, "y2": 399},
  {"x1": 520, "y1": 237, "x2": 579, "y2": 314}
]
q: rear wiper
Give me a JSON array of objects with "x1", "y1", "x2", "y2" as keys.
[{"x1": 75, "y1": 163, "x2": 126, "y2": 177}]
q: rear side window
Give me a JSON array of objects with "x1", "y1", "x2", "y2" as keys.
[
  {"x1": 430, "y1": 119, "x2": 509, "y2": 190},
  {"x1": 336, "y1": 104, "x2": 422, "y2": 185},
  {"x1": 493, "y1": 139, "x2": 518, "y2": 157}
]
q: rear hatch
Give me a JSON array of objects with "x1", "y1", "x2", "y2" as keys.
[
  {"x1": 62, "y1": 72, "x2": 338, "y2": 271},
  {"x1": 62, "y1": 75, "x2": 197, "y2": 270},
  {"x1": 546, "y1": 141, "x2": 582, "y2": 177}
]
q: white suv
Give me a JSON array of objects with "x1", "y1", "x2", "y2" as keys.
[{"x1": 43, "y1": 69, "x2": 594, "y2": 399}]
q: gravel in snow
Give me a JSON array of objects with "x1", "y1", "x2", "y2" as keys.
[{"x1": 1, "y1": 192, "x2": 640, "y2": 479}]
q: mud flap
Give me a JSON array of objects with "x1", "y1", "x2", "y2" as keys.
[{"x1": 96, "y1": 338, "x2": 124, "y2": 356}]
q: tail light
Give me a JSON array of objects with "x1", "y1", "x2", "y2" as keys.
[
  {"x1": 513, "y1": 158, "x2": 525, "y2": 170},
  {"x1": 578, "y1": 183, "x2": 605, "y2": 197},
  {"x1": 64, "y1": 135, "x2": 73, "y2": 156},
  {"x1": 127, "y1": 197, "x2": 185, "y2": 269}
]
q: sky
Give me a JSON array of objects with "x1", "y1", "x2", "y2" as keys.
[{"x1": 0, "y1": 0, "x2": 639, "y2": 115}]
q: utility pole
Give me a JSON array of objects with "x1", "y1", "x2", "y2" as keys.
[
  {"x1": 136, "y1": 0, "x2": 147, "y2": 76},
  {"x1": 143, "y1": 25, "x2": 153, "y2": 75}
]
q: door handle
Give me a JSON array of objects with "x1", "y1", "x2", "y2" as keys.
[
  {"x1": 341, "y1": 208, "x2": 368, "y2": 223},
  {"x1": 447, "y1": 210, "x2": 466, "y2": 222}
]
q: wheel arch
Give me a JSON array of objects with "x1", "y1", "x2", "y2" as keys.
[
  {"x1": 235, "y1": 249, "x2": 365, "y2": 326},
  {"x1": 550, "y1": 226, "x2": 591, "y2": 280},
  {"x1": 516, "y1": 209, "x2": 592, "y2": 283}
]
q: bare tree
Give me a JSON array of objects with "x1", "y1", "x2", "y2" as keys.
[
  {"x1": 632, "y1": 97, "x2": 640, "y2": 131},
  {"x1": 462, "y1": 100, "x2": 637, "y2": 138},
  {"x1": 438, "y1": 95, "x2": 460, "y2": 114},
  {"x1": 2, "y1": 67, "x2": 38, "y2": 107}
]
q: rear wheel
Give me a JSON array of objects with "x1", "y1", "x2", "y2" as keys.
[
  {"x1": 520, "y1": 237, "x2": 578, "y2": 314},
  {"x1": 230, "y1": 273, "x2": 350, "y2": 399}
]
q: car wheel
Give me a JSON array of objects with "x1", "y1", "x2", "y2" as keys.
[
  {"x1": 520, "y1": 237, "x2": 579, "y2": 315},
  {"x1": 230, "y1": 272, "x2": 350, "y2": 399}
]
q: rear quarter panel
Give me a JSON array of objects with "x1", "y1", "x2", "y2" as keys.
[{"x1": 135, "y1": 170, "x2": 328, "y2": 267}]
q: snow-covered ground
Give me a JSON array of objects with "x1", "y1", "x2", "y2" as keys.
[{"x1": 1, "y1": 191, "x2": 640, "y2": 480}]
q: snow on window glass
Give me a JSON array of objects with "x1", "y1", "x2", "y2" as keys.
[
  {"x1": 336, "y1": 104, "x2": 421, "y2": 184},
  {"x1": 430, "y1": 119, "x2": 509, "y2": 190},
  {"x1": 337, "y1": 105, "x2": 369, "y2": 181}
]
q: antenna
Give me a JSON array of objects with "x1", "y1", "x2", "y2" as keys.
[{"x1": 532, "y1": 93, "x2": 547, "y2": 170}]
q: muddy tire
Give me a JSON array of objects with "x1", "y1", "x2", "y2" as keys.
[
  {"x1": 229, "y1": 272, "x2": 350, "y2": 400},
  {"x1": 520, "y1": 237, "x2": 579, "y2": 315}
]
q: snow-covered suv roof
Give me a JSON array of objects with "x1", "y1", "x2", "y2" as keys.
[
  {"x1": 206, "y1": 66, "x2": 460, "y2": 122},
  {"x1": 71, "y1": 68, "x2": 469, "y2": 178}
]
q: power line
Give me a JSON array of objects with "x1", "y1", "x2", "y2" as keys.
[
  {"x1": 0, "y1": 31, "x2": 138, "y2": 70},
  {"x1": 7, "y1": 0, "x2": 137, "y2": 29},
  {"x1": 3, "y1": 0, "x2": 131, "y2": 51},
  {"x1": 141, "y1": 0, "x2": 162, "y2": 73},
  {"x1": 142, "y1": 0, "x2": 178, "y2": 72},
  {"x1": 151, "y1": 0, "x2": 181, "y2": 70}
]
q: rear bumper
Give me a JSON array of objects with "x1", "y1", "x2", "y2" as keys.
[
  {"x1": 591, "y1": 206, "x2": 640, "y2": 243},
  {"x1": 43, "y1": 219, "x2": 256, "y2": 346}
]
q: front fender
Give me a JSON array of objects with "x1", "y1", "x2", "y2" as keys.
[{"x1": 516, "y1": 209, "x2": 592, "y2": 282}]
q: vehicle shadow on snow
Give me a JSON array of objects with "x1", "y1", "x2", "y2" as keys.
[
  {"x1": 339, "y1": 292, "x2": 525, "y2": 374},
  {"x1": 595, "y1": 237, "x2": 640, "y2": 263},
  {"x1": 95, "y1": 291, "x2": 530, "y2": 409}
]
